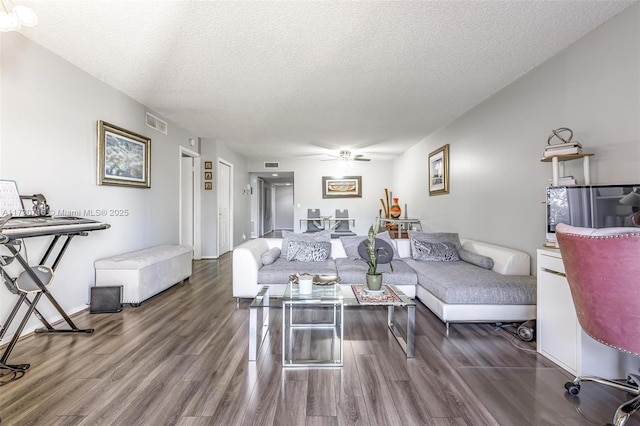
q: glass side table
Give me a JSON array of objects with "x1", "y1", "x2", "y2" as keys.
[
  {"x1": 248, "y1": 286, "x2": 270, "y2": 361},
  {"x1": 282, "y1": 282, "x2": 344, "y2": 367}
]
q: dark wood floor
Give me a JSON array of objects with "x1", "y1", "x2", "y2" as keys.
[{"x1": 1, "y1": 254, "x2": 638, "y2": 425}]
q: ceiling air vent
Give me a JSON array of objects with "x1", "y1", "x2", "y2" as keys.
[
  {"x1": 264, "y1": 162, "x2": 279, "y2": 169},
  {"x1": 145, "y1": 112, "x2": 168, "y2": 135}
]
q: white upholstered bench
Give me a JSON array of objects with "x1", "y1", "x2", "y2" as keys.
[{"x1": 94, "y1": 245, "x2": 192, "y2": 305}]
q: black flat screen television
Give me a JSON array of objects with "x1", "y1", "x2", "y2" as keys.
[{"x1": 546, "y1": 184, "x2": 640, "y2": 242}]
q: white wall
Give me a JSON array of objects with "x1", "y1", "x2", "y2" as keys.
[
  {"x1": 393, "y1": 4, "x2": 640, "y2": 266},
  {"x1": 0, "y1": 33, "x2": 199, "y2": 344},
  {"x1": 247, "y1": 158, "x2": 395, "y2": 236}
]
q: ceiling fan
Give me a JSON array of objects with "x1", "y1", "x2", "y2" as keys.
[{"x1": 322, "y1": 150, "x2": 371, "y2": 162}]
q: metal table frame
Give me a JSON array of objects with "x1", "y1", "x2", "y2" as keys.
[
  {"x1": 248, "y1": 284, "x2": 415, "y2": 364},
  {"x1": 248, "y1": 286, "x2": 270, "y2": 361},
  {"x1": 282, "y1": 283, "x2": 344, "y2": 367},
  {"x1": 344, "y1": 284, "x2": 415, "y2": 357}
]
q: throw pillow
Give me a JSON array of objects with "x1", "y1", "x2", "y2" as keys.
[
  {"x1": 411, "y1": 239, "x2": 460, "y2": 261},
  {"x1": 408, "y1": 231, "x2": 462, "y2": 250},
  {"x1": 261, "y1": 247, "x2": 281, "y2": 265},
  {"x1": 458, "y1": 248, "x2": 494, "y2": 270},
  {"x1": 285, "y1": 241, "x2": 332, "y2": 262},
  {"x1": 280, "y1": 229, "x2": 331, "y2": 258},
  {"x1": 340, "y1": 235, "x2": 367, "y2": 259},
  {"x1": 376, "y1": 231, "x2": 398, "y2": 259},
  {"x1": 357, "y1": 238, "x2": 394, "y2": 264},
  {"x1": 340, "y1": 231, "x2": 398, "y2": 260}
]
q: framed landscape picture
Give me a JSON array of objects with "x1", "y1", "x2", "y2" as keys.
[
  {"x1": 97, "y1": 121, "x2": 151, "y2": 188},
  {"x1": 428, "y1": 144, "x2": 449, "y2": 196},
  {"x1": 322, "y1": 176, "x2": 362, "y2": 198}
]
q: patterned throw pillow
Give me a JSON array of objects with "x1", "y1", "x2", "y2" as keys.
[
  {"x1": 407, "y1": 231, "x2": 462, "y2": 250},
  {"x1": 285, "y1": 241, "x2": 332, "y2": 262},
  {"x1": 411, "y1": 239, "x2": 460, "y2": 261},
  {"x1": 280, "y1": 230, "x2": 331, "y2": 258}
]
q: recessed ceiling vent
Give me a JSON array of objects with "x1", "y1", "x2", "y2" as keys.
[
  {"x1": 264, "y1": 162, "x2": 279, "y2": 169},
  {"x1": 145, "y1": 112, "x2": 168, "y2": 135}
]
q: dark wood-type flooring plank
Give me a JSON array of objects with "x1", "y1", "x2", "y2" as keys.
[{"x1": 1, "y1": 254, "x2": 638, "y2": 425}]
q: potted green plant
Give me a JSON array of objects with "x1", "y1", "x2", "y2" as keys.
[{"x1": 362, "y1": 216, "x2": 392, "y2": 291}]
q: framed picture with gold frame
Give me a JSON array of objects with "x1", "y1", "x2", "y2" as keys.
[
  {"x1": 204, "y1": 182, "x2": 213, "y2": 190},
  {"x1": 204, "y1": 161, "x2": 213, "y2": 170},
  {"x1": 428, "y1": 144, "x2": 449, "y2": 196},
  {"x1": 204, "y1": 172, "x2": 212, "y2": 180},
  {"x1": 97, "y1": 121, "x2": 151, "y2": 188}
]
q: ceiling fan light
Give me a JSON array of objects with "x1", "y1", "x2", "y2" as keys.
[
  {"x1": 0, "y1": 10, "x2": 20, "y2": 31},
  {"x1": 0, "y1": 11, "x2": 11, "y2": 31},
  {"x1": 13, "y1": 5, "x2": 37, "y2": 27}
]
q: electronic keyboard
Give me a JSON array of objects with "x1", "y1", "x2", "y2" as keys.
[{"x1": 0, "y1": 216, "x2": 110, "y2": 239}]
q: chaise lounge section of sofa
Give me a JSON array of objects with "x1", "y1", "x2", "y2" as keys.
[{"x1": 399, "y1": 233, "x2": 536, "y2": 328}]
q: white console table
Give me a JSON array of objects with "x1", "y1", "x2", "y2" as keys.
[{"x1": 537, "y1": 248, "x2": 640, "y2": 378}]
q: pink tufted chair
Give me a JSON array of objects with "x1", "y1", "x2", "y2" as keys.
[{"x1": 556, "y1": 223, "x2": 640, "y2": 426}]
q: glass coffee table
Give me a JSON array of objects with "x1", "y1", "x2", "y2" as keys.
[{"x1": 248, "y1": 282, "x2": 416, "y2": 365}]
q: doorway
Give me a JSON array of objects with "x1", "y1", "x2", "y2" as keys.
[
  {"x1": 253, "y1": 172, "x2": 294, "y2": 237},
  {"x1": 217, "y1": 159, "x2": 232, "y2": 256},
  {"x1": 179, "y1": 147, "x2": 201, "y2": 259}
]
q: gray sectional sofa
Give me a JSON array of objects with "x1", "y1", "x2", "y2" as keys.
[{"x1": 232, "y1": 230, "x2": 536, "y2": 326}]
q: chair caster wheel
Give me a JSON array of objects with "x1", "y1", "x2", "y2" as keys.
[{"x1": 565, "y1": 382, "x2": 580, "y2": 395}]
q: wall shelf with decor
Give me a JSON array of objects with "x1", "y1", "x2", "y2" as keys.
[{"x1": 541, "y1": 153, "x2": 594, "y2": 186}]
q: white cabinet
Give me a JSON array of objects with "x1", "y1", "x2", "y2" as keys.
[{"x1": 537, "y1": 248, "x2": 640, "y2": 377}]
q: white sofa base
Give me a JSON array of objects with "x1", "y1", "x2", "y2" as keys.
[{"x1": 95, "y1": 245, "x2": 193, "y2": 305}]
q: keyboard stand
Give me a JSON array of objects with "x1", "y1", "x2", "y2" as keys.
[{"x1": 0, "y1": 232, "x2": 96, "y2": 382}]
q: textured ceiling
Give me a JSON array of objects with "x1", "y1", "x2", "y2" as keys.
[{"x1": 19, "y1": 0, "x2": 634, "y2": 160}]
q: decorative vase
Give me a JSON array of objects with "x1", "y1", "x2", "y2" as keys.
[
  {"x1": 389, "y1": 198, "x2": 402, "y2": 219},
  {"x1": 366, "y1": 273, "x2": 383, "y2": 291}
]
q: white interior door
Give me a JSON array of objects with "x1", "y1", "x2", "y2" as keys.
[
  {"x1": 218, "y1": 160, "x2": 231, "y2": 255},
  {"x1": 180, "y1": 156, "x2": 194, "y2": 248},
  {"x1": 179, "y1": 147, "x2": 201, "y2": 259}
]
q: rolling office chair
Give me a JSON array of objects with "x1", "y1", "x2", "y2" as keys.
[
  {"x1": 556, "y1": 223, "x2": 640, "y2": 426},
  {"x1": 331, "y1": 209, "x2": 356, "y2": 237}
]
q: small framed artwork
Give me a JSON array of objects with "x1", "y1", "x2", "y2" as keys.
[
  {"x1": 204, "y1": 161, "x2": 213, "y2": 170},
  {"x1": 204, "y1": 172, "x2": 212, "y2": 180},
  {"x1": 428, "y1": 144, "x2": 449, "y2": 196},
  {"x1": 97, "y1": 121, "x2": 151, "y2": 188},
  {"x1": 322, "y1": 176, "x2": 362, "y2": 198},
  {"x1": 204, "y1": 182, "x2": 213, "y2": 190}
]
